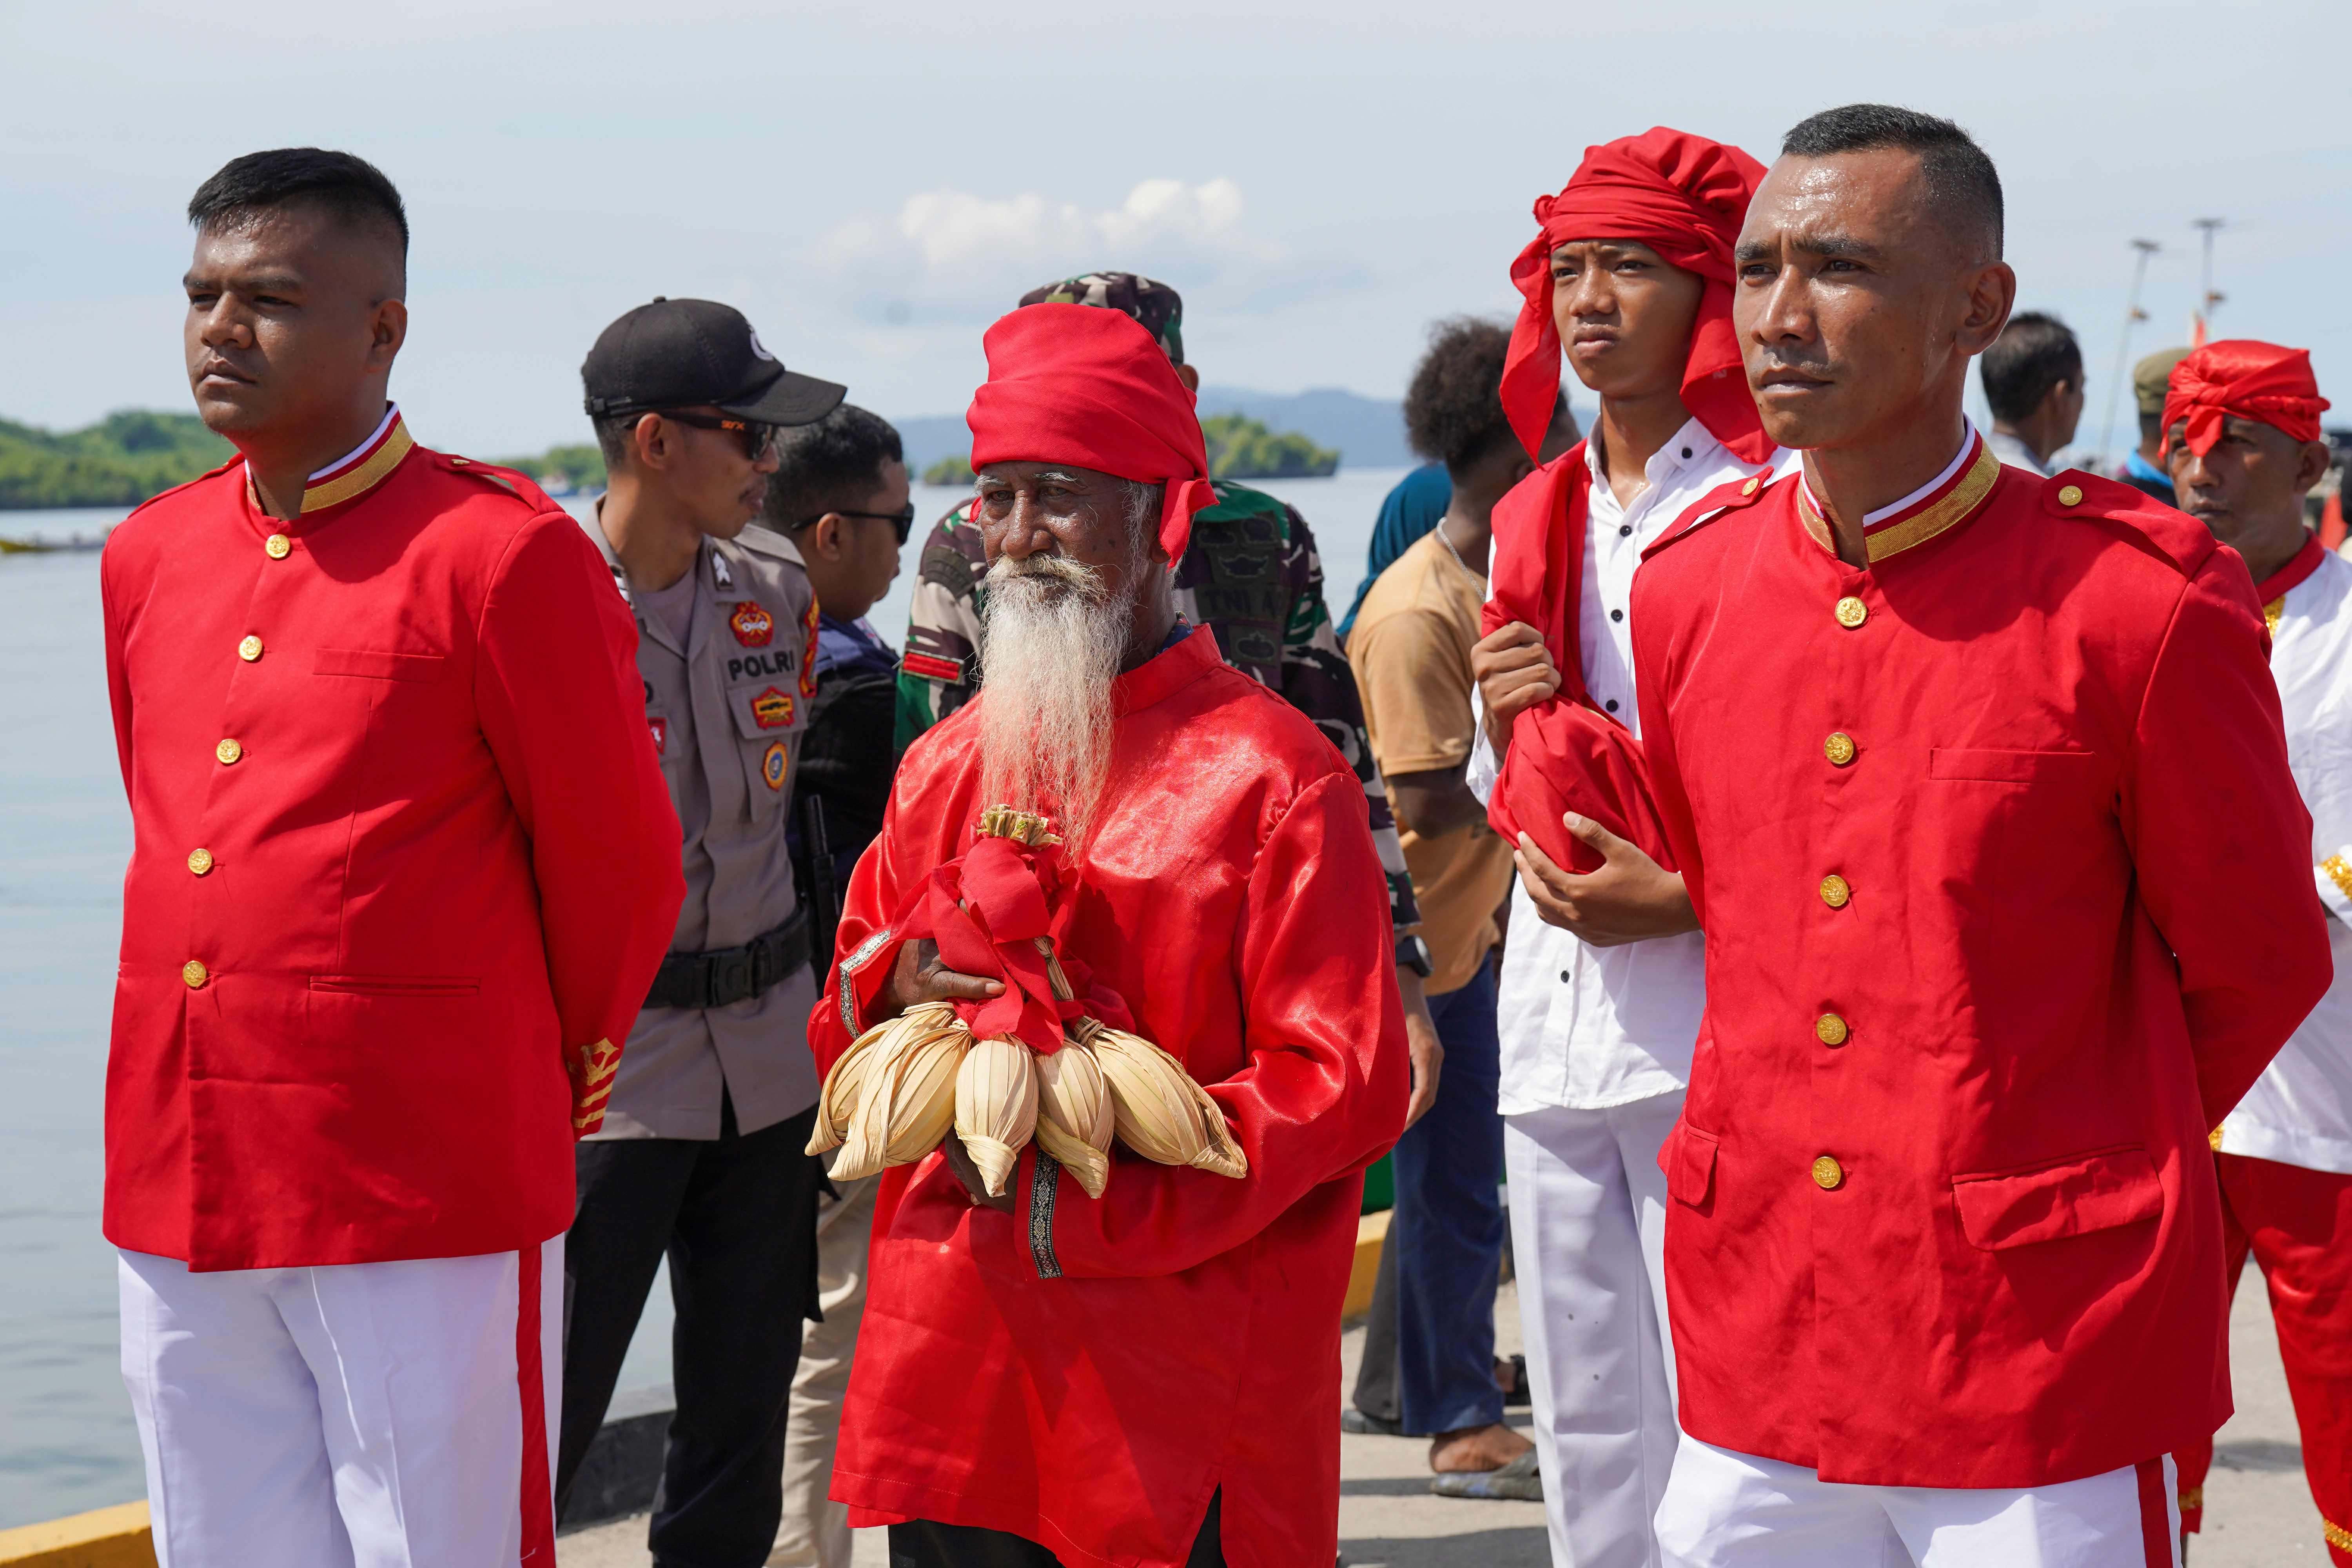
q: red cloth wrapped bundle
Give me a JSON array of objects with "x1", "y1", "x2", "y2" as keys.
[
  {"x1": 1480, "y1": 452, "x2": 1680, "y2": 874},
  {"x1": 877, "y1": 829, "x2": 1135, "y2": 1053}
]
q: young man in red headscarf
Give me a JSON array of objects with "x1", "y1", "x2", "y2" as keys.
[
  {"x1": 1461, "y1": 123, "x2": 1790, "y2": 1560},
  {"x1": 1633, "y1": 105, "x2": 2328, "y2": 1565},
  {"x1": 808, "y1": 303, "x2": 1408, "y2": 1568},
  {"x1": 2156, "y1": 341, "x2": 2352, "y2": 1566}
]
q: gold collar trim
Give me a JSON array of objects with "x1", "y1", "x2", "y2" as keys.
[
  {"x1": 1800, "y1": 438, "x2": 2001, "y2": 566},
  {"x1": 301, "y1": 417, "x2": 414, "y2": 514}
]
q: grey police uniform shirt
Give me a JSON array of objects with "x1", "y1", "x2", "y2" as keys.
[{"x1": 584, "y1": 512, "x2": 821, "y2": 1140}]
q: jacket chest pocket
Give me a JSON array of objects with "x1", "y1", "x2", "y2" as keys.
[
  {"x1": 725, "y1": 679, "x2": 806, "y2": 813},
  {"x1": 1926, "y1": 748, "x2": 2113, "y2": 879},
  {"x1": 1927, "y1": 747, "x2": 2121, "y2": 1014},
  {"x1": 311, "y1": 648, "x2": 453, "y2": 736}
]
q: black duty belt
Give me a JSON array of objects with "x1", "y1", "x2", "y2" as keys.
[{"x1": 645, "y1": 908, "x2": 812, "y2": 1011}]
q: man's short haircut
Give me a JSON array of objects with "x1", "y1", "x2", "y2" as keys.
[
  {"x1": 1780, "y1": 104, "x2": 2003, "y2": 260},
  {"x1": 592, "y1": 413, "x2": 639, "y2": 474},
  {"x1": 1405, "y1": 317, "x2": 1532, "y2": 479},
  {"x1": 1981, "y1": 312, "x2": 2083, "y2": 422},
  {"x1": 187, "y1": 148, "x2": 410, "y2": 260},
  {"x1": 761, "y1": 405, "x2": 905, "y2": 531}
]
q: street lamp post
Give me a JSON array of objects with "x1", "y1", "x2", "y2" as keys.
[
  {"x1": 2098, "y1": 238, "x2": 2162, "y2": 472},
  {"x1": 2193, "y1": 217, "x2": 2227, "y2": 345}
]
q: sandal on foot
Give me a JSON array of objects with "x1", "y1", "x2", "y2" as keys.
[
  {"x1": 1340, "y1": 1407, "x2": 1405, "y2": 1436},
  {"x1": 1430, "y1": 1448, "x2": 1542, "y2": 1502}
]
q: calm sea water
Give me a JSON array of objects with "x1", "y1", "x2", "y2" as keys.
[{"x1": 0, "y1": 467, "x2": 1411, "y2": 1528}]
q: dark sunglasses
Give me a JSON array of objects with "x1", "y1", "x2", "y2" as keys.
[
  {"x1": 800, "y1": 505, "x2": 917, "y2": 545},
  {"x1": 655, "y1": 409, "x2": 779, "y2": 461}
]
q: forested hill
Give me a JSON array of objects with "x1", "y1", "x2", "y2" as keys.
[{"x1": 0, "y1": 412, "x2": 235, "y2": 509}]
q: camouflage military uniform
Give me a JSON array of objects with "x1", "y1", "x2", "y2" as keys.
[{"x1": 895, "y1": 482, "x2": 1425, "y2": 942}]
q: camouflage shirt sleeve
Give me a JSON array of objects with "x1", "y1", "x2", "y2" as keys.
[
  {"x1": 1173, "y1": 482, "x2": 1423, "y2": 943},
  {"x1": 894, "y1": 500, "x2": 988, "y2": 754}
]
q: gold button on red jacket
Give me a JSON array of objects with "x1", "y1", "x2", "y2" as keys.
[
  {"x1": 1632, "y1": 448, "x2": 2331, "y2": 1487},
  {"x1": 101, "y1": 418, "x2": 683, "y2": 1271}
]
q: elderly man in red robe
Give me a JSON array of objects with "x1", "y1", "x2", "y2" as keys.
[
  {"x1": 1633, "y1": 104, "x2": 2330, "y2": 1565},
  {"x1": 808, "y1": 303, "x2": 1409, "y2": 1568}
]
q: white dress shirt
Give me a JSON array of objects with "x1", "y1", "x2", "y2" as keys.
[
  {"x1": 1984, "y1": 427, "x2": 2051, "y2": 477},
  {"x1": 1472, "y1": 418, "x2": 1793, "y2": 1114},
  {"x1": 2220, "y1": 545, "x2": 2352, "y2": 1174}
]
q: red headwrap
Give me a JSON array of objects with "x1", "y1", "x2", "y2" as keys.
[
  {"x1": 2162, "y1": 339, "x2": 2331, "y2": 459},
  {"x1": 1500, "y1": 127, "x2": 1772, "y2": 466},
  {"x1": 965, "y1": 303, "x2": 1219, "y2": 562}
]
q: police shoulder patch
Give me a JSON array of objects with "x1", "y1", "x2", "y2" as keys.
[
  {"x1": 752, "y1": 687, "x2": 796, "y2": 729},
  {"x1": 762, "y1": 739, "x2": 789, "y2": 791},
  {"x1": 731, "y1": 601, "x2": 776, "y2": 646}
]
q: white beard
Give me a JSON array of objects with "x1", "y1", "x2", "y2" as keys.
[{"x1": 976, "y1": 551, "x2": 1133, "y2": 850}]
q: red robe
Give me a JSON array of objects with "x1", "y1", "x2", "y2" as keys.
[
  {"x1": 101, "y1": 421, "x2": 682, "y2": 1270},
  {"x1": 810, "y1": 627, "x2": 1408, "y2": 1568},
  {"x1": 1630, "y1": 451, "x2": 2332, "y2": 1486}
]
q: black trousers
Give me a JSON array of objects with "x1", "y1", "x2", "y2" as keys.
[
  {"x1": 555, "y1": 1095, "x2": 823, "y2": 1568},
  {"x1": 887, "y1": 1491, "x2": 1225, "y2": 1568}
]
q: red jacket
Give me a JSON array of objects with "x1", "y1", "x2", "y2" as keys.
[
  {"x1": 811, "y1": 628, "x2": 1408, "y2": 1568},
  {"x1": 101, "y1": 418, "x2": 682, "y2": 1271},
  {"x1": 1631, "y1": 451, "x2": 2331, "y2": 1486}
]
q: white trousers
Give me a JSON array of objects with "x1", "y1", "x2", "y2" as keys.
[
  {"x1": 119, "y1": 1239, "x2": 563, "y2": 1568},
  {"x1": 1506, "y1": 1093, "x2": 1685, "y2": 1568},
  {"x1": 771, "y1": 1171, "x2": 878, "y2": 1568},
  {"x1": 1655, "y1": 1436, "x2": 2180, "y2": 1568}
]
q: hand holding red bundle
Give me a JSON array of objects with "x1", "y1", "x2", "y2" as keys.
[
  {"x1": 1479, "y1": 457, "x2": 1680, "y2": 877},
  {"x1": 808, "y1": 808, "x2": 1240, "y2": 1200}
]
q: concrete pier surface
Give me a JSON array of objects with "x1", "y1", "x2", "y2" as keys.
[{"x1": 559, "y1": 1275, "x2": 2324, "y2": 1566}]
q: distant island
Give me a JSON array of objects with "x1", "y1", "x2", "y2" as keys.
[
  {"x1": 492, "y1": 443, "x2": 605, "y2": 495},
  {"x1": 911, "y1": 412, "x2": 1338, "y2": 492},
  {"x1": 3, "y1": 405, "x2": 1338, "y2": 511},
  {"x1": 1201, "y1": 412, "x2": 1338, "y2": 479},
  {"x1": 0, "y1": 412, "x2": 233, "y2": 509}
]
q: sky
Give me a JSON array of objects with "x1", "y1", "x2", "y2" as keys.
[{"x1": 5, "y1": 0, "x2": 2348, "y2": 464}]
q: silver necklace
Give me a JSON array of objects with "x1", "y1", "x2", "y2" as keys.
[{"x1": 1436, "y1": 519, "x2": 1479, "y2": 581}]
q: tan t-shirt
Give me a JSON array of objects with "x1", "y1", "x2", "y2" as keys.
[{"x1": 1348, "y1": 528, "x2": 1516, "y2": 995}]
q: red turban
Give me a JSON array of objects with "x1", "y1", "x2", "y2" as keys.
[
  {"x1": 966, "y1": 302, "x2": 1219, "y2": 562},
  {"x1": 2162, "y1": 339, "x2": 2331, "y2": 459},
  {"x1": 1500, "y1": 127, "x2": 1772, "y2": 466}
]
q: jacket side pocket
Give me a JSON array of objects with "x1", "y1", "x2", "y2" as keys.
[
  {"x1": 1668, "y1": 1122, "x2": 1719, "y2": 1207},
  {"x1": 310, "y1": 974, "x2": 479, "y2": 998},
  {"x1": 1951, "y1": 1145, "x2": 2162, "y2": 1250}
]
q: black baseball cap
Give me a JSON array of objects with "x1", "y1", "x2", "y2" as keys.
[{"x1": 581, "y1": 298, "x2": 846, "y2": 426}]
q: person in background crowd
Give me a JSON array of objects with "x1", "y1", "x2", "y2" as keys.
[
  {"x1": 108, "y1": 148, "x2": 682, "y2": 1566},
  {"x1": 815, "y1": 301, "x2": 1408, "y2": 1568},
  {"x1": 1338, "y1": 396, "x2": 1580, "y2": 646},
  {"x1": 760, "y1": 402, "x2": 910, "y2": 1568},
  {"x1": 769, "y1": 404, "x2": 912, "y2": 943},
  {"x1": 897, "y1": 270, "x2": 1444, "y2": 1123},
  {"x1": 2122, "y1": 346, "x2": 2192, "y2": 504},
  {"x1": 2156, "y1": 340, "x2": 2351, "y2": 1567},
  {"x1": 1980, "y1": 310, "x2": 2083, "y2": 475},
  {"x1": 556, "y1": 298, "x2": 846, "y2": 1566},
  {"x1": 1347, "y1": 318, "x2": 1566, "y2": 1500},
  {"x1": 1637, "y1": 103, "x2": 2328, "y2": 1565},
  {"x1": 1468, "y1": 124, "x2": 1787, "y2": 1568},
  {"x1": 1338, "y1": 461, "x2": 1450, "y2": 643}
]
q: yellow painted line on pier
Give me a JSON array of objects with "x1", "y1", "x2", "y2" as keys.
[
  {"x1": 1343, "y1": 1207, "x2": 1389, "y2": 1321},
  {"x1": 0, "y1": 1501, "x2": 154, "y2": 1568}
]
